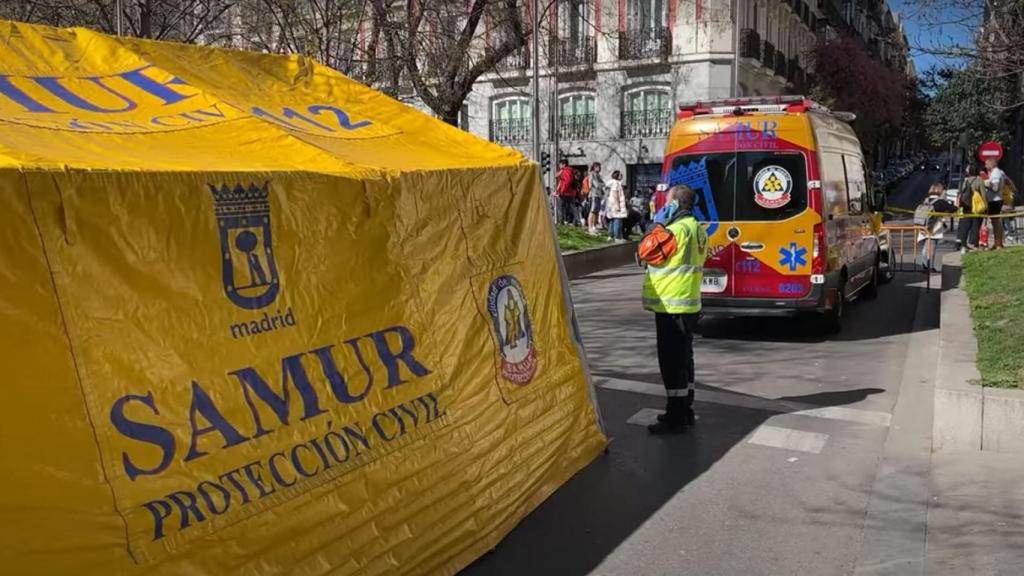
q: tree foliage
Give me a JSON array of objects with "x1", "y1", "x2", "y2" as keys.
[
  {"x1": 0, "y1": 0, "x2": 237, "y2": 42},
  {"x1": 924, "y1": 64, "x2": 1015, "y2": 149},
  {"x1": 811, "y1": 35, "x2": 913, "y2": 157},
  {"x1": 899, "y1": 0, "x2": 1023, "y2": 108}
]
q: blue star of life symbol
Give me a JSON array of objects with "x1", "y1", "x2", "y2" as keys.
[{"x1": 778, "y1": 242, "x2": 808, "y2": 272}]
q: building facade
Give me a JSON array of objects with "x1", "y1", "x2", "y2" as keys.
[
  {"x1": 818, "y1": 0, "x2": 914, "y2": 77},
  {"x1": 462, "y1": 0, "x2": 823, "y2": 193},
  {"x1": 979, "y1": 0, "x2": 1024, "y2": 183},
  {"x1": 193, "y1": 0, "x2": 913, "y2": 191}
]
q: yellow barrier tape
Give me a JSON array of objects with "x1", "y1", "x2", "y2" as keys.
[{"x1": 885, "y1": 206, "x2": 1024, "y2": 219}]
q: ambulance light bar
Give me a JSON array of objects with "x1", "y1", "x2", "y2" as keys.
[{"x1": 676, "y1": 95, "x2": 853, "y2": 121}]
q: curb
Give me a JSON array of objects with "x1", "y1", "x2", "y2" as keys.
[
  {"x1": 933, "y1": 252, "x2": 1024, "y2": 453},
  {"x1": 562, "y1": 241, "x2": 638, "y2": 280}
]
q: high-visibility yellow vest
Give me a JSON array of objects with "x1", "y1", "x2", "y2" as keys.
[{"x1": 642, "y1": 215, "x2": 708, "y2": 314}]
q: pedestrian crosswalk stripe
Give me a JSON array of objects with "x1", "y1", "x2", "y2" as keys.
[
  {"x1": 626, "y1": 408, "x2": 662, "y2": 427},
  {"x1": 747, "y1": 425, "x2": 829, "y2": 454},
  {"x1": 794, "y1": 405, "x2": 891, "y2": 427}
]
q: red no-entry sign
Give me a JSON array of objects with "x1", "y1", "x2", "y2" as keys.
[{"x1": 978, "y1": 141, "x2": 1003, "y2": 161}]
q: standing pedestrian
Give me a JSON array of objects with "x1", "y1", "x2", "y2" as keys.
[
  {"x1": 587, "y1": 162, "x2": 606, "y2": 234},
  {"x1": 957, "y1": 165, "x2": 981, "y2": 252},
  {"x1": 641, "y1": 185, "x2": 708, "y2": 434},
  {"x1": 916, "y1": 183, "x2": 953, "y2": 272},
  {"x1": 556, "y1": 159, "x2": 577, "y2": 225},
  {"x1": 605, "y1": 170, "x2": 628, "y2": 241},
  {"x1": 984, "y1": 158, "x2": 1006, "y2": 249},
  {"x1": 628, "y1": 190, "x2": 646, "y2": 237},
  {"x1": 652, "y1": 183, "x2": 668, "y2": 214}
]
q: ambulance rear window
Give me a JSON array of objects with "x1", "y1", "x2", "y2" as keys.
[{"x1": 666, "y1": 151, "x2": 808, "y2": 222}]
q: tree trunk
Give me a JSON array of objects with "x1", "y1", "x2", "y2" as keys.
[
  {"x1": 441, "y1": 110, "x2": 460, "y2": 127},
  {"x1": 139, "y1": 0, "x2": 153, "y2": 38}
]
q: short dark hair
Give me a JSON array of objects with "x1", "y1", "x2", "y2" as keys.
[
  {"x1": 611, "y1": 170, "x2": 622, "y2": 179},
  {"x1": 668, "y1": 185, "x2": 695, "y2": 211},
  {"x1": 591, "y1": 162, "x2": 601, "y2": 170},
  {"x1": 559, "y1": 158, "x2": 569, "y2": 166}
]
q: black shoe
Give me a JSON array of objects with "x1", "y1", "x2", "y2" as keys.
[
  {"x1": 647, "y1": 419, "x2": 689, "y2": 434},
  {"x1": 655, "y1": 409, "x2": 696, "y2": 425}
]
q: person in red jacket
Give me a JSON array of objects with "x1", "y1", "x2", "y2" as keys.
[{"x1": 556, "y1": 159, "x2": 578, "y2": 225}]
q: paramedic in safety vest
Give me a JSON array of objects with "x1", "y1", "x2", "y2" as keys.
[{"x1": 643, "y1": 185, "x2": 709, "y2": 434}]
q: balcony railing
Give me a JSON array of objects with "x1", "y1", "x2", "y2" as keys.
[
  {"x1": 558, "y1": 113, "x2": 596, "y2": 140},
  {"x1": 494, "y1": 46, "x2": 530, "y2": 73},
  {"x1": 762, "y1": 40, "x2": 777, "y2": 70},
  {"x1": 619, "y1": 27, "x2": 671, "y2": 60},
  {"x1": 740, "y1": 29, "x2": 761, "y2": 60},
  {"x1": 549, "y1": 36, "x2": 597, "y2": 67},
  {"x1": 491, "y1": 118, "x2": 531, "y2": 143},
  {"x1": 774, "y1": 52, "x2": 788, "y2": 77},
  {"x1": 622, "y1": 109, "x2": 673, "y2": 138}
]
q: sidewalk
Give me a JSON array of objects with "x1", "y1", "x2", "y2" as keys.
[
  {"x1": 922, "y1": 252, "x2": 1024, "y2": 575},
  {"x1": 927, "y1": 451, "x2": 1024, "y2": 575}
]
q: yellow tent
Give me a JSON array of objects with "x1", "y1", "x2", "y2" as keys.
[{"x1": 0, "y1": 20, "x2": 606, "y2": 575}]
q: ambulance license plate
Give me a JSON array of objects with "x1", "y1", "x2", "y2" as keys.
[{"x1": 702, "y1": 269, "x2": 728, "y2": 293}]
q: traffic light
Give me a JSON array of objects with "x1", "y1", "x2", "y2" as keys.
[{"x1": 540, "y1": 151, "x2": 550, "y2": 174}]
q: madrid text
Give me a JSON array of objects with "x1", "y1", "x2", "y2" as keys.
[{"x1": 108, "y1": 323, "x2": 442, "y2": 542}]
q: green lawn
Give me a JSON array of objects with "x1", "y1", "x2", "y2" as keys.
[
  {"x1": 557, "y1": 224, "x2": 612, "y2": 252},
  {"x1": 962, "y1": 247, "x2": 1024, "y2": 388}
]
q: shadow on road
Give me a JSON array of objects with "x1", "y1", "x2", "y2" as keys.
[
  {"x1": 460, "y1": 384, "x2": 884, "y2": 576},
  {"x1": 698, "y1": 271, "x2": 937, "y2": 343},
  {"x1": 461, "y1": 239, "x2": 938, "y2": 575}
]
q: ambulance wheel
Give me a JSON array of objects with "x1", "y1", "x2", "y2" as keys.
[
  {"x1": 823, "y1": 281, "x2": 845, "y2": 334},
  {"x1": 862, "y1": 261, "x2": 880, "y2": 300},
  {"x1": 880, "y1": 249, "x2": 896, "y2": 283}
]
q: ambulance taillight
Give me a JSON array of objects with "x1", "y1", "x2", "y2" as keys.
[{"x1": 812, "y1": 222, "x2": 826, "y2": 275}]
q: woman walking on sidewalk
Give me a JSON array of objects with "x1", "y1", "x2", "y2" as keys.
[{"x1": 605, "y1": 170, "x2": 628, "y2": 241}]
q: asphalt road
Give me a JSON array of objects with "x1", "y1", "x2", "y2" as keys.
[
  {"x1": 461, "y1": 172, "x2": 946, "y2": 576},
  {"x1": 888, "y1": 168, "x2": 949, "y2": 212}
]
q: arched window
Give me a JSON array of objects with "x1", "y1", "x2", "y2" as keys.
[
  {"x1": 554, "y1": 0, "x2": 596, "y2": 66},
  {"x1": 558, "y1": 92, "x2": 596, "y2": 140},
  {"x1": 491, "y1": 97, "x2": 531, "y2": 143},
  {"x1": 621, "y1": 0, "x2": 670, "y2": 60},
  {"x1": 622, "y1": 87, "x2": 671, "y2": 138}
]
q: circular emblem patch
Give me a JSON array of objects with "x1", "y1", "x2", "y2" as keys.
[
  {"x1": 753, "y1": 165, "x2": 793, "y2": 209},
  {"x1": 486, "y1": 275, "x2": 537, "y2": 385}
]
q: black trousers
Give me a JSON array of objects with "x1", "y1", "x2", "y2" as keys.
[
  {"x1": 655, "y1": 312, "x2": 698, "y2": 420},
  {"x1": 558, "y1": 196, "x2": 576, "y2": 224},
  {"x1": 958, "y1": 214, "x2": 980, "y2": 247}
]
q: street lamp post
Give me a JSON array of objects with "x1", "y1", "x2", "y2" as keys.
[
  {"x1": 116, "y1": 0, "x2": 123, "y2": 36},
  {"x1": 531, "y1": 0, "x2": 540, "y2": 164},
  {"x1": 731, "y1": 0, "x2": 739, "y2": 98}
]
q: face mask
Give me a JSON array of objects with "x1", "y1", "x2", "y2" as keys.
[{"x1": 662, "y1": 200, "x2": 680, "y2": 221}]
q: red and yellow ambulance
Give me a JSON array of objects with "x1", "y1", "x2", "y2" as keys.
[{"x1": 663, "y1": 96, "x2": 886, "y2": 330}]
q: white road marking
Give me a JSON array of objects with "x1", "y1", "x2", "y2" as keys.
[
  {"x1": 795, "y1": 405, "x2": 891, "y2": 427},
  {"x1": 601, "y1": 376, "x2": 891, "y2": 428},
  {"x1": 747, "y1": 425, "x2": 829, "y2": 454},
  {"x1": 626, "y1": 408, "x2": 662, "y2": 427}
]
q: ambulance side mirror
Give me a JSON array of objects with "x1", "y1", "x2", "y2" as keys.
[{"x1": 871, "y1": 187, "x2": 886, "y2": 212}]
